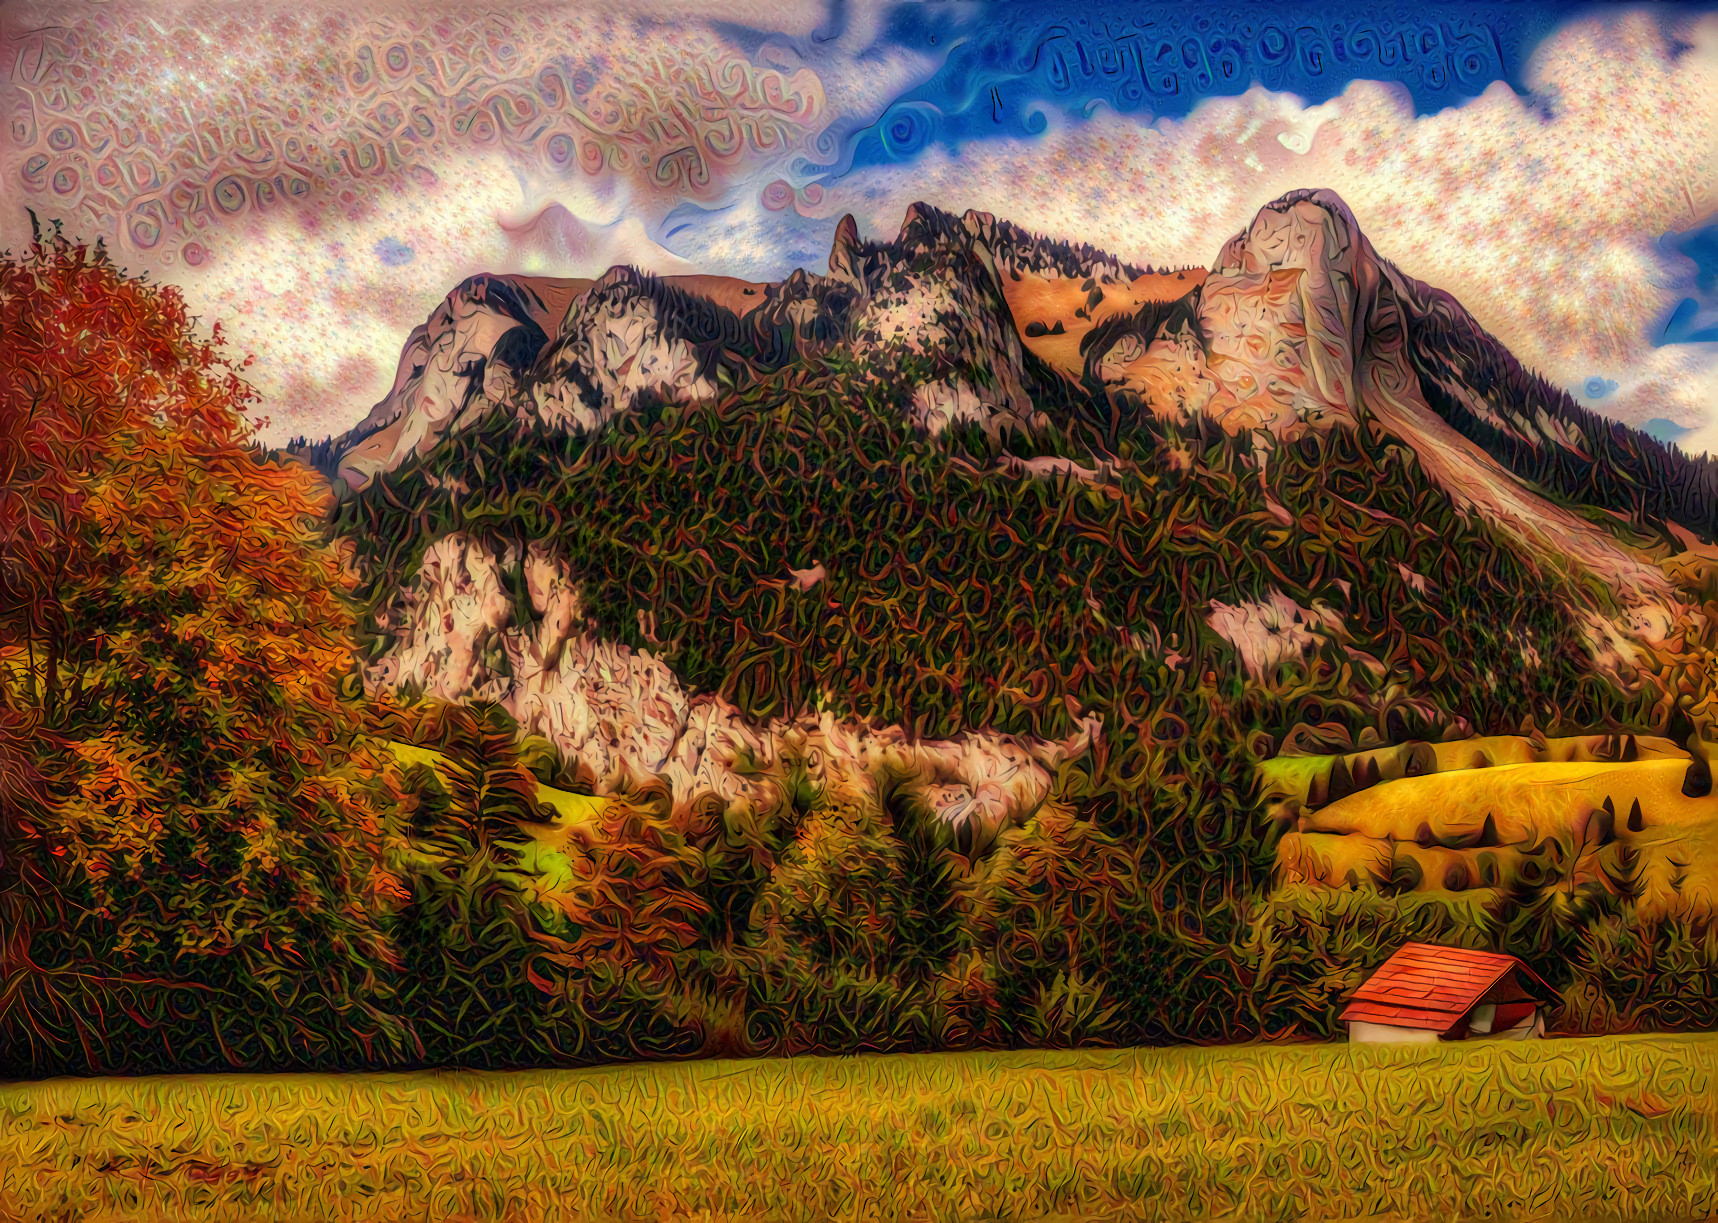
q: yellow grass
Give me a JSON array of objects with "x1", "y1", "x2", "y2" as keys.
[
  {"x1": 384, "y1": 740, "x2": 448, "y2": 774},
  {"x1": 1302, "y1": 759, "x2": 1709, "y2": 845},
  {"x1": 2, "y1": 1036, "x2": 1714, "y2": 1222},
  {"x1": 383, "y1": 739, "x2": 601, "y2": 909},
  {"x1": 384, "y1": 740, "x2": 607, "y2": 829},
  {"x1": 1258, "y1": 753, "x2": 1331, "y2": 797},
  {"x1": 1268, "y1": 743, "x2": 1718, "y2": 917},
  {"x1": 1631, "y1": 819, "x2": 1718, "y2": 921},
  {"x1": 1260, "y1": 737, "x2": 1689, "y2": 810},
  {"x1": 999, "y1": 269, "x2": 1204, "y2": 378}
]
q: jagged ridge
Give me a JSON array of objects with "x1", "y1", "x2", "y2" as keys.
[{"x1": 303, "y1": 186, "x2": 1714, "y2": 609}]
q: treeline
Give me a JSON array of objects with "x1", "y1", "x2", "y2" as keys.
[
  {"x1": 282, "y1": 414, "x2": 394, "y2": 487},
  {"x1": 15, "y1": 678, "x2": 1714, "y2": 1078},
  {"x1": 859, "y1": 199, "x2": 1151, "y2": 283}
]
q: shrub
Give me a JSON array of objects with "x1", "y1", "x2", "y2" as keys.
[{"x1": 1558, "y1": 914, "x2": 1718, "y2": 1034}]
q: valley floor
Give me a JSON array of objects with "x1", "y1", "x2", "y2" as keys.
[{"x1": 2, "y1": 1035, "x2": 1715, "y2": 1222}]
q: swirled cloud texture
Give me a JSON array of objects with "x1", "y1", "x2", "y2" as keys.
[{"x1": 1, "y1": 0, "x2": 1714, "y2": 450}]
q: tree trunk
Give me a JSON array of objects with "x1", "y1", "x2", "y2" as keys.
[
  {"x1": 22, "y1": 611, "x2": 38, "y2": 706},
  {"x1": 42, "y1": 627, "x2": 59, "y2": 724}
]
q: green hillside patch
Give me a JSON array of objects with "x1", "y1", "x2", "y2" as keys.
[
  {"x1": 336, "y1": 355, "x2": 1636, "y2": 761},
  {"x1": 4, "y1": 1036, "x2": 1714, "y2": 1222}
]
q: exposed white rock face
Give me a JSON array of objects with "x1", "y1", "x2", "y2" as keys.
[
  {"x1": 654, "y1": 697, "x2": 1099, "y2": 847},
  {"x1": 372, "y1": 533, "x2": 693, "y2": 784},
  {"x1": 1107, "y1": 315, "x2": 1217, "y2": 425},
  {"x1": 825, "y1": 213, "x2": 866, "y2": 293},
  {"x1": 368, "y1": 533, "x2": 518, "y2": 701},
  {"x1": 1200, "y1": 197, "x2": 1368, "y2": 433},
  {"x1": 337, "y1": 274, "x2": 587, "y2": 489},
  {"x1": 848, "y1": 205, "x2": 1038, "y2": 437},
  {"x1": 861, "y1": 279, "x2": 963, "y2": 358},
  {"x1": 910, "y1": 379, "x2": 991, "y2": 432},
  {"x1": 367, "y1": 534, "x2": 1103, "y2": 844},
  {"x1": 1199, "y1": 264, "x2": 1356, "y2": 436},
  {"x1": 523, "y1": 266, "x2": 720, "y2": 432},
  {"x1": 1207, "y1": 590, "x2": 1346, "y2": 683},
  {"x1": 1093, "y1": 333, "x2": 1146, "y2": 385},
  {"x1": 340, "y1": 200, "x2": 1065, "y2": 458},
  {"x1": 341, "y1": 190, "x2": 1682, "y2": 640}
]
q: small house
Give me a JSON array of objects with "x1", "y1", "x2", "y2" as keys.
[{"x1": 1339, "y1": 943, "x2": 1555, "y2": 1043}]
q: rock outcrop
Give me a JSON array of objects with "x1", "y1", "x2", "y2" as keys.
[
  {"x1": 520, "y1": 265, "x2": 727, "y2": 434},
  {"x1": 1077, "y1": 188, "x2": 1678, "y2": 618},
  {"x1": 333, "y1": 202, "x2": 1146, "y2": 486},
  {"x1": 368, "y1": 531, "x2": 1100, "y2": 848},
  {"x1": 844, "y1": 203, "x2": 1042, "y2": 436},
  {"x1": 337, "y1": 273, "x2": 589, "y2": 489}
]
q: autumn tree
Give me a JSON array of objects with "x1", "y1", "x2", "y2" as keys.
[{"x1": 0, "y1": 214, "x2": 412, "y2": 1073}]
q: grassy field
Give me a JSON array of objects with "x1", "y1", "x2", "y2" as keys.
[
  {"x1": 2, "y1": 1035, "x2": 1715, "y2": 1223},
  {"x1": 1258, "y1": 736, "x2": 1718, "y2": 919}
]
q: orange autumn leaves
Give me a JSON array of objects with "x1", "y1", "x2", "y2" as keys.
[{"x1": 0, "y1": 216, "x2": 409, "y2": 1036}]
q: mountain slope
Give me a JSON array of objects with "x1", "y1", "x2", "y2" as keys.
[
  {"x1": 334, "y1": 273, "x2": 590, "y2": 488},
  {"x1": 310, "y1": 187, "x2": 1718, "y2": 860},
  {"x1": 1064, "y1": 189, "x2": 1688, "y2": 611},
  {"x1": 286, "y1": 187, "x2": 1718, "y2": 1055}
]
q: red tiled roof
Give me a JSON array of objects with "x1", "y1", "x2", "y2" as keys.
[
  {"x1": 1338, "y1": 943, "x2": 1553, "y2": 1026},
  {"x1": 1338, "y1": 1001, "x2": 1460, "y2": 1032}
]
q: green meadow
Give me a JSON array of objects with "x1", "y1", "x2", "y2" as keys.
[{"x1": 3, "y1": 1035, "x2": 1715, "y2": 1223}]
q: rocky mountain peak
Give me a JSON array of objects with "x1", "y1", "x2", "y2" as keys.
[
  {"x1": 334, "y1": 272, "x2": 589, "y2": 490},
  {"x1": 827, "y1": 213, "x2": 864, "y2": 292},
  {"x1": 319, "y1": 186, "x2": 1713, "y2": 630},
  {"x1": 314, "y1": 185, "x2": 1718, "y2": 862}
]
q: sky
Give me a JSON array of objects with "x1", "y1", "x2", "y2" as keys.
[{"x1": 1, "y1": 0, "x2": 1715, "y2": 452}]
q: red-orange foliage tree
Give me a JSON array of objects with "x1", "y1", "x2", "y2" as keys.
[{"x1": 0, "y1": 214, "x2": 413, "y2": 1072}]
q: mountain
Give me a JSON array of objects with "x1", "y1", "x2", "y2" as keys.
[
  {"x1": 309, "y1": 187, "x2": 1718, "y2": 860},
  {"x1": 331, "y1": 273, "x2": 591, "y2": 488},
  {"x1": 325, "y1": 190, "x2": 1715, "y2": 578}
]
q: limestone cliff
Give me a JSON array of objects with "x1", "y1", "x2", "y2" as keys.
[
  {"x1": 337, "y1": 273, "x2": 590, "y2": 489},
  {"x1": 367, "y1": 531, "x2": 1100, "y2": 849}
]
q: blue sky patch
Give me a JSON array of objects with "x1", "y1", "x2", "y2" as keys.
[
  {"x1": 1656, "y1": 218, "x2": 1718, "y2": 346},
  {"x1": 770, "y1": 1, "x2": 1618, "y2": 181},
  {"x1": 373, "y1": 237, "x2": 415, "y2": 267}
]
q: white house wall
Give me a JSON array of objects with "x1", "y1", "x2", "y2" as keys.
[{"x1": 1347, "y1": 1021, "x2": 1442, "y2": 1044}]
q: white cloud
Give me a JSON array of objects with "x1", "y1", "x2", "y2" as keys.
[
  {"x1": 165, "y1": 149, "x2": 697, "y2": 444},
  {"x1": 10, "y1": 1, "x2": 1715, "y2": 455}
]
